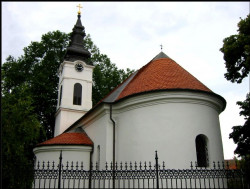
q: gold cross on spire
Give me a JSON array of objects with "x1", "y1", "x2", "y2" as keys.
[{"x1": 77, "y1": 4, "x2": 83, "y2": 15}]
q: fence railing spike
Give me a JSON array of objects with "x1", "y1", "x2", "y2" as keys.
[
  {"x1": 105, "y1": 162, "x2": 108, "y2": 170},
  {"x1": 190, "y1": 161, "x2": 193, "y2": 169},
  {"x1": 120, "y1": 162, "x2": 123, "y2": 170},
  {"x1": 47, "y1": 161, "x2": 50, "y2": 169},
  {"x1": 42, "y1": 161, "x2": 45, "y2": 169},
  {"x1": 110, "y1": 162, "x2": 113, "y2": 170},
  {"x1": 115, "y1": 161, "x2": 118, "y2": 170},
  {"x1": 81, "y1": 161, "x2": 84, "y2": 170},
  {"x1": 76, "y1": 161, "x2": 79, "y2": 170},
  {"x1": 37, "y1": 161, "x2": 40, "y2": 169},
  {"x1": 139, "y1": 161, "x2": 142, "y2": 170},
  {"x1": 65, "y1": 161, "x2": 69, "y2": 169}
]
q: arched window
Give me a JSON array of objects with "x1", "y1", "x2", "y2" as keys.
[
  {"x1": 195, "y1": 134, "x2": 209, "y2": 167},
  {"x1": 73, "y1": 83, "x2": 82, "y2": 105},
  {"x1": 59, "y1": 85, "x2": 63, "y2": 106}
]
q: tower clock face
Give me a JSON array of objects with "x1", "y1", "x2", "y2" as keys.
[{"x1": 75, "y1": 63, "x2": 83, "y2": 72}]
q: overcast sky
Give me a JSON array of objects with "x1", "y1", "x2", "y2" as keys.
[{"x1": 2, "y1": 1, "x2": 249, "y2": 159}]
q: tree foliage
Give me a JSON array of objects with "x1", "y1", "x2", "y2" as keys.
[
  {"x1": 2, "y1": 84, "x2": 45, "y2": 189},
  {"x1": 2, "y1": 30, "x2": 134, "y2": 139},
  {"x1": 220, "y1": 14, "x2": 250, "y2": 158},
  {"x1": 229, "y1": 93, "x2": 250, "y2": 157},
  {"x1": 2, "y1": 31, "x2": 70, "y2": 139},
  {"x1": 220, "y1": 14, "x2": 250, "y2": 84}
]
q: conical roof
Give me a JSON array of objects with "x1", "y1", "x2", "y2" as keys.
[
  {"x1": 101, "y1": 52, "x2": 213, "y2": 102},
  {"x1": 117, "y1": 53, "x2": 212, "y2": 100}
]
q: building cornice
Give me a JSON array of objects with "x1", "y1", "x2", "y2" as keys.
[
  {"x1": 112, "y1": 90, "x2": 225, "y2": 114},
  {"x1": 33, "y1": 145, "x2": 92, "y2": 154}
]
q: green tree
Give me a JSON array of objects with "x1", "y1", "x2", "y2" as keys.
[
  {"x1": 229, "y1": 94, "x2": 250, "y2": 157},
  {"x1": 220, "y1": 14, "x2": 250, "y2": 84},
  {"x1": 2, "y1": 31, "x2": 70, "y2": 139},
  {"x1": 220, "y1": 14, "x2": 250, "y2": 158},
  {"x1": 2, "y1": 30, "x2": 134, "y2": 139},
  {"x1": 2, "y1": 84, "x2": 44, "y2": 189}
]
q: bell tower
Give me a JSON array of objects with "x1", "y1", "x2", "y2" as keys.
[{"x1": 54, "y1": 7, "x2": 94, "y2": 137}]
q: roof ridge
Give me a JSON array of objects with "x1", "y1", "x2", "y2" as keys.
[{"x1": 151, "y1": 51, "x2": 170, "y2": 61}]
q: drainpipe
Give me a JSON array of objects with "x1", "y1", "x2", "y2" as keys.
[{"x1": 110, "y1": 104, "x2": 116, "y2": 188}]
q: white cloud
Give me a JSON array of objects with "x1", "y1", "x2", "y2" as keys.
[{"x1": 220, "y1": 88, "x2": 248, "y2": 159}]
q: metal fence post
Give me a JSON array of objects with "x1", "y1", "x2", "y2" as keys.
[
  {"x1": 58, "y1": 151, "x2": 62, "y2": 189},
  {"x1": 155, "y1": 151, "x2": 159, "y2": 189},
  {"x1": 89, "y1": 162, "x2": 92, "y2": 189}
]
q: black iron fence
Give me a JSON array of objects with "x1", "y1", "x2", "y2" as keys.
[{"x1": 33, "y1": 152, "x2": 249, "y2": 189}]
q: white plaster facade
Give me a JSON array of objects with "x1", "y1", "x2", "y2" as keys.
[
  {"x1": 33, "y1": 145, "x2": 92, "y2": 168},
  {"x1": 75, "y1": 90, "x2": 225, "y2": 169},
  {"x1": 54, "y1": 60, "x2": 94, "y2": 136}
]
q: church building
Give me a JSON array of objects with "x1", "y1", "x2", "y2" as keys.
[{"x1": 33, "y1": 10, "x2": 226, "y2": 170}]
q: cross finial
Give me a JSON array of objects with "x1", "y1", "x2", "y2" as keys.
[
  {"x1": 77, "y1": 4, "x2": 83, "y2": 15},
  {"x1": 160, "y1": 44, "x2": 163, "y2": 52}
]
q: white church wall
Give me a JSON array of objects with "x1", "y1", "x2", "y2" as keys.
[
  {"x1": 79, "y1": 104, "x2": 113, "y2": 169},
  {"x1": 59, "y1": 79, "x2": 92, "y2": 111},
  {"x1": 54, "y1": 109, "x2": 87, "y2": 136},
  {"x1": 60, "y1": 61, "x2": 93, "y2": 83},
  {"x1": 54, "y1": 60, "x2": 94, "y2": 136},
  {"x1": 58, "y1": 61, "x2": 93, "y2": 110},
  {"x1": 112, "y1": 91, "x2": 224, "y2": 169},
  {"x1": 33, "y1": 145, "x2": 92, "y2": 169}
]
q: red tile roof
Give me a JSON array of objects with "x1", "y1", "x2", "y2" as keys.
[
  {"x1": 224, "y1": 159, "x2": 238, "y2": 170},
  {"x1": 117, "y1": 57, "x2": 212, "y2": 101},
  {"x1": 37, "y1": 132, "x2": 93, "y2": 146}
]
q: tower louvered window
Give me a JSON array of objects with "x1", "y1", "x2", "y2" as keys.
[
  {"x1": 195, "y1": 134, "x2": 209, "y2": 167},
  {"x1": 73, "y1": 83, "x2": 82, "y2": 105}
]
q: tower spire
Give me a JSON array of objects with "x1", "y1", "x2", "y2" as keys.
[{"x1": 64, "y1": 5, "x2": 92, "y2": 64}]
